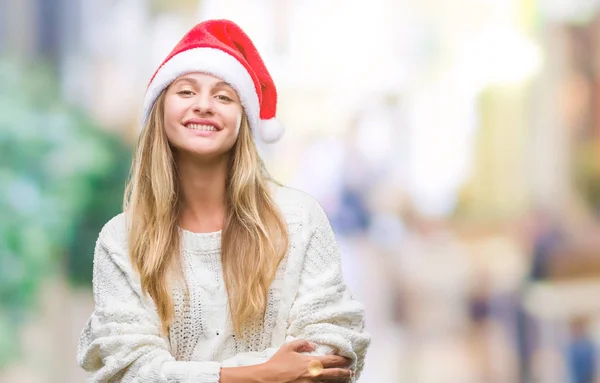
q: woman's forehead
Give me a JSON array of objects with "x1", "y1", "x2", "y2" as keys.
[{"x1": 174, "y1": 72, "x2": 234, "y2": 89}]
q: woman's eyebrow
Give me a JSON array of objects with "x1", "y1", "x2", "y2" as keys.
[
  {"x1": 174, "y1": 78, "x2": 231, "y2": 88},
  {"x1": 172, "y1": 77, "x2": 197, "y2": 86},
  {"x1": 172, "y1": 78, "x2": 235, "y2": 94},
  {"x1": 213, "y1": 81, "x2": 234, "y2": 90}
]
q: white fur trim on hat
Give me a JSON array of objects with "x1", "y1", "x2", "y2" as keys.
[{"x1": 142, "y1": 47, "x2": 260, "y2": 133}]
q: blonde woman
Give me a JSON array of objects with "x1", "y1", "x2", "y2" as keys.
[{"x1": 77, "y1": 19, "x2": 370, "y2": 382}]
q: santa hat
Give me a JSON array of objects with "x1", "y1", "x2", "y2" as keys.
[{"x1": 142, "y1": 19, "x2": 284, "y2": 143}]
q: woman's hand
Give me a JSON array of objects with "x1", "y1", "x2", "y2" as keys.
[{"x1": 256, "y1": 339, "x2": 354, "y2": 383}]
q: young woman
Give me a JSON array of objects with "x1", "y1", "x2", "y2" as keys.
[{"x1": 77, "y1": 19, "x2": 370, "y2": 382}]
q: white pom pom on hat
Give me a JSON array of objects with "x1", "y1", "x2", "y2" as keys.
[
  {"x1": 259, "y1": 118, "x2": 285, "y2": 143},
  {"x1": 141, "y1": 19, "x2": 285, "y2": 143}
]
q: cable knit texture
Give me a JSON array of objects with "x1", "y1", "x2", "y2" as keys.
[{"x1": 77, "y1": 186, "x2": 370, "y2": 382}]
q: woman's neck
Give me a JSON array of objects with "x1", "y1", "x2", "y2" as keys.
[{"x1": 176, "y1": 154, "x2": 228, "y2": 233}]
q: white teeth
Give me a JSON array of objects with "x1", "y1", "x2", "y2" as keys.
[{"x1": 187, "y1": 124, "x2": 217, "y2": 131}]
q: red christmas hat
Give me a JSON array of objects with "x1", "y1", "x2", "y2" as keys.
[{"x1": 142, "y1": 19, "x2": 284, "y2": 143}]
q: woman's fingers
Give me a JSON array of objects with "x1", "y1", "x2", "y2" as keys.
[
  {"x1": 315, "y1": 367, "x2": 354, "y2": 380},
  {"x1": 285, "y1": 339, "x2": 317, "y2": 353},
  {"x1": 317, "y1": 355, "x2": 351, "y2": 368}
]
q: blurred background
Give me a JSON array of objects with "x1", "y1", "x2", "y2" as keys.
[{"x1": 2, "y1": 0, "x2": 600, "y2": 382}]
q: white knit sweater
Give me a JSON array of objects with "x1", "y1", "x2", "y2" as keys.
[{"x1": 77, "y1": 186, "x2": 370, "y2": 382}]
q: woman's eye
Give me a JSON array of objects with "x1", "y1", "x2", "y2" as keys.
[
  {"x1": 216, "y1": 94, "x2": 233, "y2": 102},
  {"x1": 177, "y1": 90, "x2": 194, "y2": 96}
]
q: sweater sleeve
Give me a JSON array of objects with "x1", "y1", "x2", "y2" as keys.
[
  {"x1": 286, "y1": 198, "x2": 370, "y2": 381},
  {"x1": 77, "y1": 231, "x2": 221, "y2": 383},
  {"x1": 222, "y1": 198, "x2": 371, "y2": 381}
]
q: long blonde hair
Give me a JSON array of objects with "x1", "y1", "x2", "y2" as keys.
[{"x1": 124, "y1": 90, "x2": 288, "y2": 337}]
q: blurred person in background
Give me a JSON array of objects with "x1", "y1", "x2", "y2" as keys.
[
  {"x1": 567, "y1": 317, "x2": 597, "y2": 383},
  {"x1": 76, "y1": 19, "x2": 370, "y2": 382}
]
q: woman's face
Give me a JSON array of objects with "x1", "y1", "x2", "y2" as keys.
[{"x1": 163, "y1": 72, "x2": 243, "y2": 159}]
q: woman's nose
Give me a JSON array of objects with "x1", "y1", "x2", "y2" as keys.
[{"x1": 192, "y1": 93, "x2": 215, "y2": 114}]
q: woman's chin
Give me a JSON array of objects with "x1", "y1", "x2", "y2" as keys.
[{"x1": 178, "y1": 145, "x2": 231, "y2": 161}]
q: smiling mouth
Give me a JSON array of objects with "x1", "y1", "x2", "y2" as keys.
[{"x1": 186, "y1": 124, "x2": 218, "y2": 132}]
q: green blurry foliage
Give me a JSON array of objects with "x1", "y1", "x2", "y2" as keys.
[
  {"x1": 0, "y1": 59, "x2": 131, "y2": 367},
  {"x1": 574, "y1": 141, "x2": 600, "y2": 214}
]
